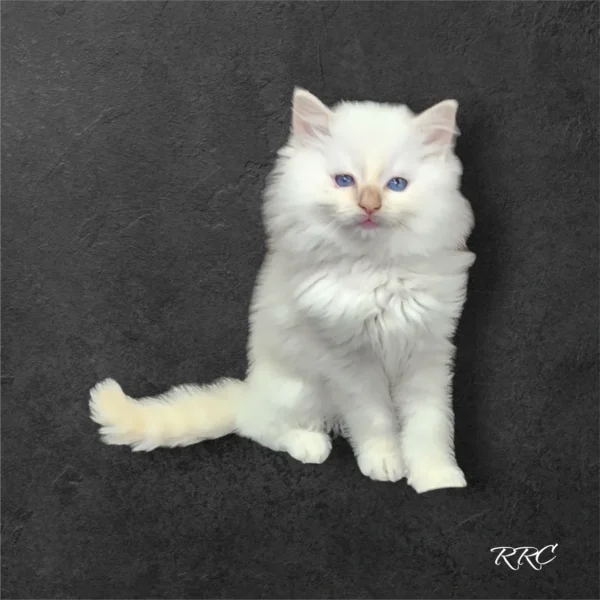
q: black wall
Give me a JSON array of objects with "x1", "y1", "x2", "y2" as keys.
[{"x1": 2, "y1": 2, "x2": 598, "y2": 598}]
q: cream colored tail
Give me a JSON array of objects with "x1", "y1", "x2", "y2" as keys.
[{"x1": 89, "y1": 377, "x2": 244, "y2": 451}]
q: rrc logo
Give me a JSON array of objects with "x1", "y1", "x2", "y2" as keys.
[{"x1": 490, "y1": 545, "x2": 558, "y2": 571}]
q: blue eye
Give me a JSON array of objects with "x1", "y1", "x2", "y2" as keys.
[
  {"x1": 334, "y1": 174, "x2": 355, "y2": 188},
  {"x1": 387, "y1": 177, "x2": 408, "y2": 192}
]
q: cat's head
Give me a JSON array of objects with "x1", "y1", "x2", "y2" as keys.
[{"x1": 264, "y1": 88, "x2": 474, "y2": 259}]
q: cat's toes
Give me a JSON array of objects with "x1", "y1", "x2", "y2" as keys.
[
  {"x1": 282, "y1": 430, "x2": 332, "y2": 464},
  {"x1": 357, "y1": 440, "x2": 405, "y2": 482},
  {"x1": 408, "y1": 463, "x2": 466, "y2": 494}
]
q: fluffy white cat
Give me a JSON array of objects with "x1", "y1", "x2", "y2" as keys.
[{"x1": 90, "y1": 88, "x2": 475, "y2": 493}]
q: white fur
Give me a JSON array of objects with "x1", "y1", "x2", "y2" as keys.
[{"x1": 90, "y1": 89, "x2": 475, "y2": 493}]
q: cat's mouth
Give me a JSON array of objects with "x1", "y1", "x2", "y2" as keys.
[
  {"x1": 359, "y1": 217, "x2": 379, "y2": 229},
  {"x1": 333, "y1": 209, "x2": 392, "y2": 231}
]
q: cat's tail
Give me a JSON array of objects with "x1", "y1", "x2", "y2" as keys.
[{"x1": 89, "y1": 377, "x2": 244, "y2": 451}]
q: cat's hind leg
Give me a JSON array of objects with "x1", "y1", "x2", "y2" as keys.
[{"x1": 236, "y1": 361, "x2": 332, "y2": 464}]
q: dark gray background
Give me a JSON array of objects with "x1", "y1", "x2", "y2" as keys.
[{"x1": 2, "y1": 2, "x2": 598, "y2": 598}]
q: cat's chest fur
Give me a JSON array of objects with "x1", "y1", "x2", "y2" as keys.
[
  {"x1": 255, "y1": 251, "x2": 472, "y2": 377},
  {"x1": 292, "y1": 260, "x2": 460, "y2": 343},
  {"x1": 337, "y1": 270, "x2": 437, "y2": 338}
]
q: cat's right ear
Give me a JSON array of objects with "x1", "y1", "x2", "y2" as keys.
[{"x1": 291, "y1": 88, "x2": 332, "y2": 143}]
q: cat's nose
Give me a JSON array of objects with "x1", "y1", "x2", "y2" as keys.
[
  {"x1": 360, "y1": 205, "x2": 379, "y2": 215},
  {"x1": 358, "y1": 187, "x2": 382, "y2": 214}
]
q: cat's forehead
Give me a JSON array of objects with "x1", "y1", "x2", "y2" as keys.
[{"x1": 327, "y1": 101, "x2": 419, "y2": 165}]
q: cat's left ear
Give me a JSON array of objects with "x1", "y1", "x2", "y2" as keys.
[
  {"x1": 414, "y1": 99, "x2": 459, "y2": 154},
  {"x1": 291, "y1": 87, "x2": 332, "y2": 143}
]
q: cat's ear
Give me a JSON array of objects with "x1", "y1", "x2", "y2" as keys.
[
  {"x1": 414, "y1": 99, "x2": 459, "y2": 153},
  {"x1": 292, "y1": 87, "x2": 332, "y2": 143}
]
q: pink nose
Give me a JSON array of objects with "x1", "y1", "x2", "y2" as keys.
[
  {"x1": 358, "y1": 187, "x2": 382, "y2": 214},
  {"x1": 360, "y1": 205, "x2": 379, "y2": 215}
]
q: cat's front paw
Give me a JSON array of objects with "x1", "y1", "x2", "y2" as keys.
[
  {"x1": 408, "y1": 462, "x2": 466, "y2": 494},
  {"x1": 357, "y1": 440, "x2": 405, "y2": 482},
  {"x1": 281, "y1": 430, "x2": 332, "y2": 464}
]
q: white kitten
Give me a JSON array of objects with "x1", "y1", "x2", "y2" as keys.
[{"x1": 90, "y1": 88, "x2": 475, "y2": 494}]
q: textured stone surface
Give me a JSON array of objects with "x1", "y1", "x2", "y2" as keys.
[{"x1": 2, "y1": 2, "x2": 598, "y2": 598}]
